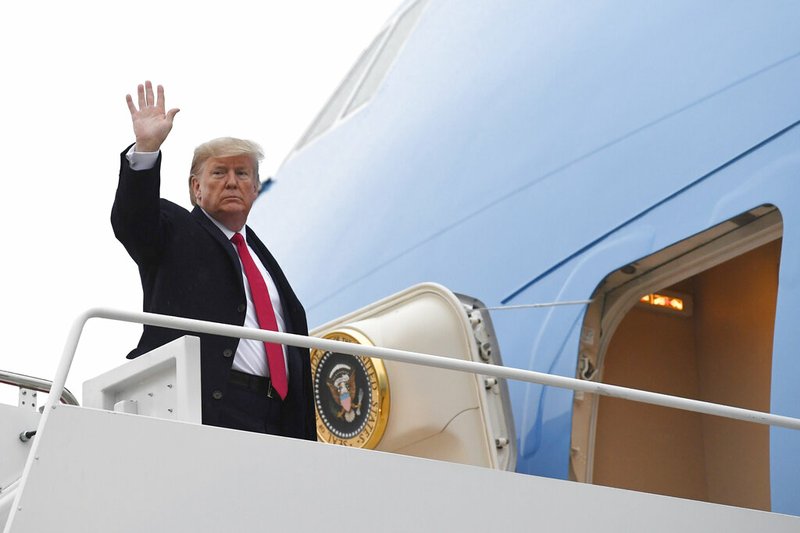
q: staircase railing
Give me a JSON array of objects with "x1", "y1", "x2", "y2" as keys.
[
  {"x1": 0, "y1": 370, "x2": 78, "y2": 407},
  {"x1": 41, "y1": 308, "x2": 800, "y2": 431}
]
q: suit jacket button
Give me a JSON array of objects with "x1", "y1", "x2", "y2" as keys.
[
  {"x1": 212, "y1": 390, "x2": 223, "y2": 400},
  {"x1": 222, "y1": 348, "x2": 233, "y2": 358},
  {"x1": 237, "y1": 303, "x2": 246, "y2": 313}
]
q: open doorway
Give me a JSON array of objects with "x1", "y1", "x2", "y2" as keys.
[{"x1": 570, "y1": 205, "x2": 781, "y2": 511}]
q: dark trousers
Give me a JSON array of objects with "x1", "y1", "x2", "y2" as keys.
[{"x1": 211, "y1": 381, "x2": 283, "y2": 434}]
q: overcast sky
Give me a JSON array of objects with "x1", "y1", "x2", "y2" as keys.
[{"x1": 0, "y1": 0, "x2": 402, "y2": 404}]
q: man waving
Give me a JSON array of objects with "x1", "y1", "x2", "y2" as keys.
[{"x1": 112, "y1": 81, "x2": 316, "y2": 440}]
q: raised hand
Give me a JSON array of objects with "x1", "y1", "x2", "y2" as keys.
[{"x1": 126, "y1": 81, "x2": 180, "y2": 152}]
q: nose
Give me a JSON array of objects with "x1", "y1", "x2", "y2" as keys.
[{"x1": 223, "y1": 170, "x2": 238, "y2": 188}]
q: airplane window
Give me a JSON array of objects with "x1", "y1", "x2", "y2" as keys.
[
  {"x1": 295, "y1": 27, "x2": 388, "y2": 149},
  {"x1": 292, "y1": 0, "x2": 428, "y2": 153},
  {"x1": 344, "y1": 0, "x2": 428, "y2": 115}
]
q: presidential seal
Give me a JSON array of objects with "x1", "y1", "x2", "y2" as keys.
[{"x1": 311, "y1": 329, "x2": 390, "y2": 448}]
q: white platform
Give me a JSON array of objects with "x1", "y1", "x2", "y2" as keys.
[{"x1": 5, "y1": 404, "x2": 798, "y2": 532}]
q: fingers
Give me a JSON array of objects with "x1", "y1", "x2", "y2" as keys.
[
  {"x1": 128, "y1": 81, "x2": 171, "y2": 113},
  {"x1": 137, "y1": 83, "x2": 146, "y2": 110},
  {"x1": 145, "y1": 80, "x2": 155, "y2": 108},
  {"x1": 125, "y1": 93, "x2": 137, "y2": 115},
  {"x1": 166, "y1": 107, "x2": 181, "y2": 121},
  {"x1": 156, "y1": 84, "x2": 166, "y2": 111}
]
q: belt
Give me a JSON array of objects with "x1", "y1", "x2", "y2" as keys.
[{"x1": 228, "y1": 369, "x2": 279, "y2": 399}]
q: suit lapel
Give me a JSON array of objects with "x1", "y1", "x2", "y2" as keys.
[{"x1": 190, "y1": 207, "x2": 244, "y2": 290}]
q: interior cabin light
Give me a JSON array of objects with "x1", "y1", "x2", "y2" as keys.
[{"x1": 639, "y1": 292, "x2": 692, "y2": 316}]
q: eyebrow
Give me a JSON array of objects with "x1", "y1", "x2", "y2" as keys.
[{"x1": 211, "y1": 164, "x2": 251, "y2": 170}]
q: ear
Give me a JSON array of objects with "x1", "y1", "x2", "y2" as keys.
[{"x1": 190, "y1": 176, "x2": 202, "y2": 201}]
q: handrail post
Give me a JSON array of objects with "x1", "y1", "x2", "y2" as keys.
[{"x1": 6, "y1": 309, "x2": 93, "y2": 532}]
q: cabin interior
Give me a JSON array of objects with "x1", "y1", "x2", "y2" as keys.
[{"x1": 571, "y1": 206, "x2": 781, "y2": 511}]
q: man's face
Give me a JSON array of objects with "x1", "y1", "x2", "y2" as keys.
[{"x1": 192, "y1": 155, "x2": 259, "y2": 231}]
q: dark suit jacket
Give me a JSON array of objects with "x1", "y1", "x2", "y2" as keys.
[{"x1": 111, "y1": 146, "x2": 316, "y2": 440}]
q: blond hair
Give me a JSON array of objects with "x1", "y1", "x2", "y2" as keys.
[{"x1": 188, "y1": 137, "x2": 264, "y2": 205}]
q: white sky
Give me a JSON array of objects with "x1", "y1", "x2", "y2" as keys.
[{"x1": 0, "y1": 0, "x2": 401, "y2": 405}]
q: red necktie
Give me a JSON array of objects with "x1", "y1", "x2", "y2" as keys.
[{"x1": 231, "y1": 232, "x2": 288, "y2": 399}]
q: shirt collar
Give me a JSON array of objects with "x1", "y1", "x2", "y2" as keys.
[{"x1": 200, "y1": 208, "x2": 247, "y2": 242}]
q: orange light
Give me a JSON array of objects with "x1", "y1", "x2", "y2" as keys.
[{"x1": 640, "y1": 293, "x2": 685, "y2": 312}]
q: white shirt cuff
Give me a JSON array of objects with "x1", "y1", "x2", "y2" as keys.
[{"x1": 125, "y1": 145, "x2": 160, "y2": 171}]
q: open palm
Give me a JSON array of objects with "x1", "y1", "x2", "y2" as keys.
[{"x1": 126, "y1": 81, "x2": 179, "y2": 152}]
